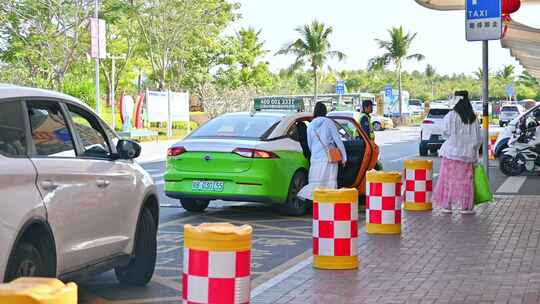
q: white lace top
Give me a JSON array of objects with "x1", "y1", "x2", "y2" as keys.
[{"x1": 439, "y1": 110, "x2": 482, "y2": 163}]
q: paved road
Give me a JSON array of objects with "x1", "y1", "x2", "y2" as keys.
[{"x1": 78, "y1": 127, "x2": 538, "y2": 303}]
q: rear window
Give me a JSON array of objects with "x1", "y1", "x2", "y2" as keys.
[
  {"x1": 502, "y1": 106, "x2": 519, "y2": 113},
  {"x1": 409, "y1": 100, "x2": 422, "y2": 107},
  {"x1": 0, "y1": 101, "x2": 27, "y2": 156},
  {"x1": 189, "y1": 115, "x2": 281, "y2": 140},
  {"x1": 427, "y1": 109, "x2": 450, "y2": 118}
]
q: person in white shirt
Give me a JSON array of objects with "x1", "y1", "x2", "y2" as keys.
[
  {"x1": 433, "y1": 91, "x2": 482, "y2": 214},
  {"x1": 298, "y1": 102, "x2": 347, "y2": 201}
]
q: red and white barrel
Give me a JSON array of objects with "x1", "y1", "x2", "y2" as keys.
[
  {"x1": 183, "y1": 223, "x2": 252, "y2": 304},
  {"x1": 403, "y1": 159, "x2": 433, "y2": 211},
  {"x1": 313, "y1": 188, "x2": 359, "y2": 270},
  {"x1": 489, "y1": 135, "x2": 498, "y2": 160},
  {"x1": 366, "y1": 171, "x2": 402, "y2": 234}
]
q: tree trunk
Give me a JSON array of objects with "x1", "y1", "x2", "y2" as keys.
[
  {"x1": 313, "y1": 67, "x2": 318, "y2": 110},
  {"x1": 397, "y1": 62, "x2": 403, "y2": 119}
]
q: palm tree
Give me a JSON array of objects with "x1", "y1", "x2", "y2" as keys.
[
  {"x1": 425, "y1": 64, "x2": 436, "y2": 100},
  {"x1": 473, "y1": 67, "x2": 484, "y2": 81},
  {"x1": 497, "y1": 65, "x2": 515, "y2": 81},
  {"x1": 518, "y1": 71, "x2": 539, "y2": 87},
  {"x1": 277, "y1": 20, "x2": 346, "y2": 106},
  {"x1": 369, "y1": 26, "x2": 424, "y2": 117}
]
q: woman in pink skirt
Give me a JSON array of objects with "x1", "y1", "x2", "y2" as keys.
[{"x1": 433, "y1": 91, "x2": 482, "y2": 214}]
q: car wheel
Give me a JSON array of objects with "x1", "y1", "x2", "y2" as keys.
[
  {"x1": 499, "y1": 155, "x2": 524, "y2": 176},
  {"x1": 280, "y1": 171, "x2": 308, "y2": 216},
  {"x1": 373, "y1": 122, "x2": 382, "y2": 131},
  {"x1": 499, "y1": 122, "x2": 504, "y2": 127},
  {"x1": 5, "y1": 242, "x2": 45, "y2": 282},
  {"x1": 419, "y1": 142, "x2": 428, "y2": 156},
  {"x1": 180, "y1": 199, "x2": 210, "y2": 212},
  {"x1": 115, "y1": 208, "x2": 157, "y2": 286}
]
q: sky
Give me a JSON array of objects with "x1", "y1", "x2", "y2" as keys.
[{"x1": 229, "y1": 0, "x2": 540, "y2": 77}]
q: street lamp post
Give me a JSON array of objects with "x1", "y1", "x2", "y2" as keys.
[{"x1": 482, "y1": 41, "x2": 490, "y2": 178}]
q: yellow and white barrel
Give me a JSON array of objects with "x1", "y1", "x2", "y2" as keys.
[
  {"x1": 404, "y1": 159, "x2": 433, "y2": 211},
  {"x1": 183, "y1": 223, "x2": 252, "y2": 304},
  {"x1": 366, "y1": 171, "x2": 402, "y2": 234},
  {"x1": 313, "y1": 188, "x2": 359, "y2": 270},
  {"x1": 0, "y1": 277, "x2": 77, "y2": 304}
]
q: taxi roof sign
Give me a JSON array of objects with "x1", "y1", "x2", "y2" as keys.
[{"x1": 254, "y1": 97, "x2": 304, "y2": 112}]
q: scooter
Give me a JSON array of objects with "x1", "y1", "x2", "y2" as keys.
[{"x1": 500, "y1": 117, "x2": 540, "y2": 176}]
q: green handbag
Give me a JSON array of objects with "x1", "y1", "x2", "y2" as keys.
[{"x1": 474, "y1": 164, "x2": 493, "y2": 205}]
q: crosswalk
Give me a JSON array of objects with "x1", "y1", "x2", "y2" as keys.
[{"x1": 496, "y1": 176, "x2": 527, "y2": 193}]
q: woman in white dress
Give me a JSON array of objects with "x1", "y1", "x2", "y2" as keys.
[{"x1": 298, "y1": 102, "x2": 347, "y2": 201}]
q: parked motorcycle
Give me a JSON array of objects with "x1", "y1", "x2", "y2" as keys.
[{"x1": 500, "y1": 116, "x2": 540, "y2": 176}]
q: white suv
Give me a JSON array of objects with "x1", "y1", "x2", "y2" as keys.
[
  {"x1": 419, "y1": 106, "x2": 451, "y2": 156},
  {"x1": 499, "y1": 104, "x2": 524, "y2": 127},
  {"x1": 0, "y1": 86, "x2": 158, "y2": 285}
]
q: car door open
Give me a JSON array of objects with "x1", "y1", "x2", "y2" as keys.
[{"x1": 330, "y1": 117, "x2": 379, "y2": 193}]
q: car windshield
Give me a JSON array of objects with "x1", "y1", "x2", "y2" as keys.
[
  {"x1": 409, "y1": 100, "x2": 422, "y2": 107},
  {"x1": 427, "y1": 109, "x2": 450, "y2": 118},
  {"x1": 189, "y1": 114, "x2": 281, "y2": 140},
  {"x1": 502, "y1": 106, "x2": 519, "y2": 113}
]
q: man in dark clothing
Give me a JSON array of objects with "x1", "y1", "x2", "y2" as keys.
[
  {"x1": 358, "y1": 99, "x2": 375, "y2": 140},
  {"x1": 357, "y1": 99, "x2": 382, "y2": 170}
]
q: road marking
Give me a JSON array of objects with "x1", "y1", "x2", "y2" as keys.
[
  {"x1": 251, "y1": 256, "x2": 313, "y2": 299},
  {"x1": 158, "y1": 215, "x2": 200, "y2": 229},
  {"x1": 151, "y1": 173, "x2": 164, "y2": 178},
  {"x1": 207, "y1": 215, "x2": 312, "y2": 236},
  {"x1": 391, "y1": 153, "x2": 418, "y2": 163},
  {"x1": 251, "y1": 249, "x2": 311, "y2": 289},
  {"x1": 150, "y1": 275, "x2": 182, "y2": 292},
  {"x1": 109, "y1": 296, "x2": 182, "y2": 304},
  {"x1": 496, "y1": 176, "x2": 527, "y2": 193}
]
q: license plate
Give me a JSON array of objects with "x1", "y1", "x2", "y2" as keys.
[{"x1": 192, "y1": 181, "x2": 224, "y2": 192}]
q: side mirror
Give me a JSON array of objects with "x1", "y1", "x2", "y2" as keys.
[{"x1": 116, "y1": 140, "x2": 141, "y2": 160}]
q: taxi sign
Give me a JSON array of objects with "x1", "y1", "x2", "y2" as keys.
[
  {"x1": 254, "y1": 97, "x2": 304, "y2": 112},
  {"x1": 465, "y1": 0, "x2": 502, "y2": 41}
]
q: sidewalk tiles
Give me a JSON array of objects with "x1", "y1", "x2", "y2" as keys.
[{"x1": 253, "y1": 195, "x2": 540, "y2": 304}]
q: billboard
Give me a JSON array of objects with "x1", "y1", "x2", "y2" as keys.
[
  {"x1": 146, "y1": 91, "x2": 189, "y2": 122},
  {"x1": 380, "y1": 90, "x2": 410, "y2": 117}
]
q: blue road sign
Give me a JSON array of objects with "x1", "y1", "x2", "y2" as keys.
[
  {"x1": 336, "y1": 80, "x2": 345, "y2": 95},
  {"x1": 466, "y1": 0, "x2": 502, "y2": 41},
  {"x1": 506, "y1": 84, "x2": 514, "y2": 98},
  {"x1": 384, "y1": 84, "x2": 393, "y2": 98}
]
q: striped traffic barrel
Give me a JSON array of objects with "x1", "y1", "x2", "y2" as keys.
[
  {"x1": 366, "y1": 171, "x2": 403, "y2": 234},
  {"x1": 404, "y1": 159, "x2": 433, "y2": 211},
  {"x1": 313, "y1": 188, "x2": 359, "y2": 270},
  {"x1": 183, "y1": 223, "x2": 252, "y2": 304}
]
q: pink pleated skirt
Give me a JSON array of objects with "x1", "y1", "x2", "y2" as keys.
[{"x1": 433, "y1": 157, "x2": 474, "y2": 210}]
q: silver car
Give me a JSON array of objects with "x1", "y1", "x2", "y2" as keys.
[{"x1": 0, "y1": 85, "x2": 158, "y2": 285}]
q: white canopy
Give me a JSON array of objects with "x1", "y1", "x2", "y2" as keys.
[
  {"x1": 502, "y1": 20, "x2": 540, "y2": 81},
  {"x1": 415, "y1": 0, "x2": 540, "y2": 82},
  {"x1": 415, "y1": 0, "x2": 540, "y2": 11}
]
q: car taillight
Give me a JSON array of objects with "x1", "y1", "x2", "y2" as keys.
[
  {"x1": 422, "y1": 120, "x2": 434, "y2": 124},
  {"x1": 233, "y1": 148, "x2": 278, "y2": 159},
  {"x1": 168, "y1": 146, "x2": 186, "y2": 156}
]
